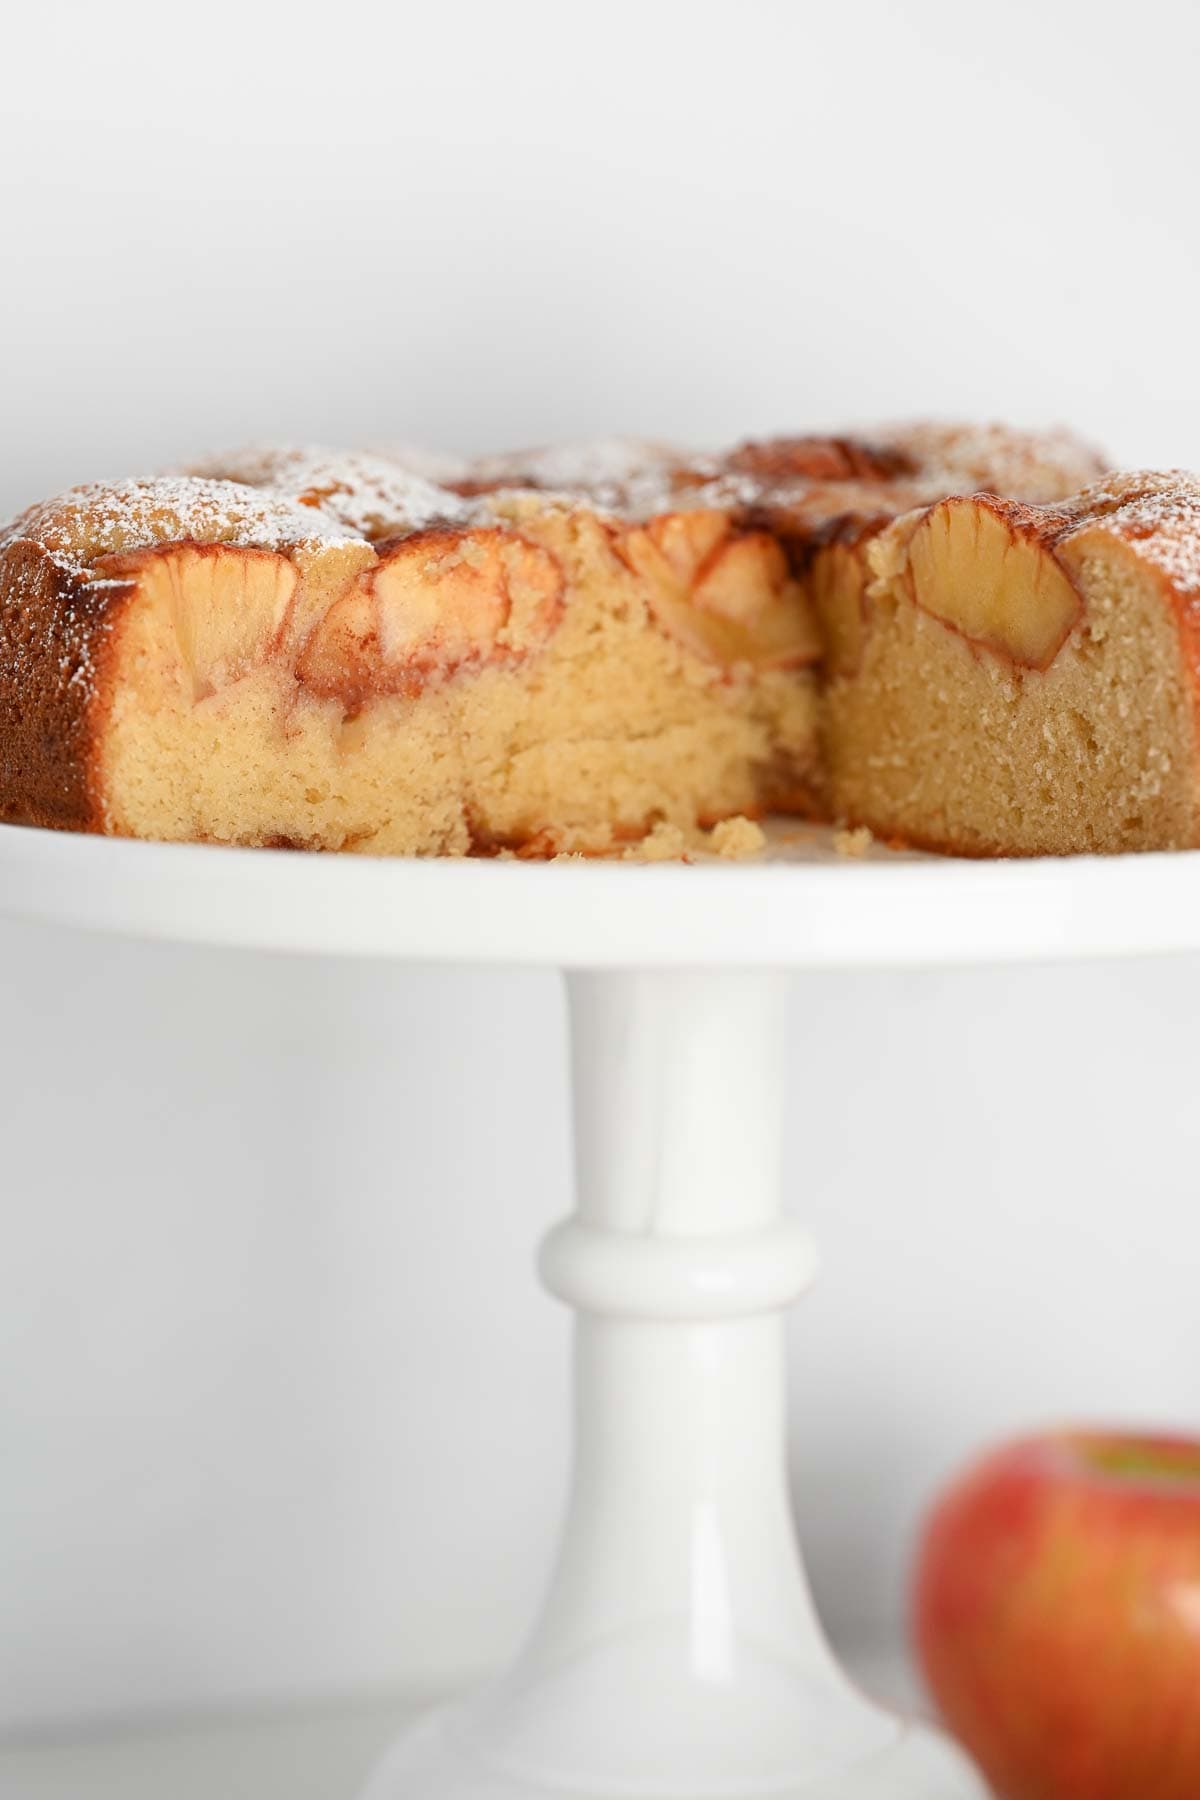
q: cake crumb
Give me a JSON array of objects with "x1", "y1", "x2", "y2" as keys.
[
  {"x1": 709, "y1": 815, "x2": 767, "y2": 859},
  {"x1": 833, "y1": 824, "x2": 874, "y2": 858},
  {"x1": 624, "y1": 821, "x2": 692, "y2": 862},
  {"x1": 620, "y1": 814, "x2": 766, "y2": 863}
]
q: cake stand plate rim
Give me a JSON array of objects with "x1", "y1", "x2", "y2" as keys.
[{"x1": 1, "y1": 819, "x2": 1198, "y2": 967}]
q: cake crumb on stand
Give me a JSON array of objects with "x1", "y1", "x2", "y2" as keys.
[
  {"x1": 619, "y1": 816, "x2": 768, "y2": 863},
  {"x1": 709, "y1": 816, "x2": 768, "y2": 859},
  {"x1": 622, "y1": 822, "x2": 692, "y2": 863},
  {"x1": 833, "y1": 825, "x2": 874, "y2": 859}
]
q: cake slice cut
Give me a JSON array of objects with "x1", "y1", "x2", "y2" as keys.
[
  {"x1": 828, "y1": 472, "x2": 1200, "y2": 854},
  {"x1": 0, "y1": 425, "x2": 1106, "y2": 856}
]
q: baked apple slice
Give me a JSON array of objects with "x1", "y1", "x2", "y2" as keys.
[
  {"x1": 298, "y1": 526, "x2": 564, "y2": 705},
  {"x1": 623, "y1": 512, "x2": 821, "y2": 673},
  {"x1": 880, "y1": 494, "x2": 1082, "y2": 670}
]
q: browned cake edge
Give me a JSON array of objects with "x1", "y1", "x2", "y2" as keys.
[{"x1": 0, "y1": 541, "x2": 138, "y2": 832}]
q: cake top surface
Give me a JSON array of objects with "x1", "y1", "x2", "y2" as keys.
[
  {"x1": 188, "y1": 447, "x2": 473, "y2": 541},
  {"x1": 0, "y1": 475, "x2": 363, "y2": 578},
  {"x1": 453, "y1": 436, "x2": 687, "y2": 512},
  {"x1": 452, "y1": 422, "x2": 1107, "y2": 529},
  {"x1": 0, "y1": 425, "x2": 1110, "y2": 570},
  {"x1": 861, "y1": 421, "x2": 1106, "y2": 499},
  {"x1": 1056, "y1": 469, "x2": 1200, "y2": 599}
]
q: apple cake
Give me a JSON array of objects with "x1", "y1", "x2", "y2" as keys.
[{"x1": 0, "y1": 423, "x2": 1147, "y2": 857}]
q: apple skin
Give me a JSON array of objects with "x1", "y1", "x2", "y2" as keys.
[{"x1": 913, "y1": 1432, "x2": 1200, "y2": 1800}]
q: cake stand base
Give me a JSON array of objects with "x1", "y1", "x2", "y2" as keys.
[
  {"x1": 362, "y1": 1702, "x2": 978, "y2": 1799},
  {"x1": 360, "y1": 970, "x2": 985, "y2": 1800}
]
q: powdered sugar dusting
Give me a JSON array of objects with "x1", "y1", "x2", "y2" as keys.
[
  {"x1": 465, "y1": 438, "x2": 687, "y2": 513},
  {"x1": 454, "y1": 423, "x2": 1108, "y2": 527},
  {"x1": 0, "y1": 427, "x2": 1116, "y2": 587},
  {"x1": 189, "y1": 446, "x2": 473, "y2": 541},
  {"x1": 1062, "y1": 469, "x2": 1200, "y2": 599},
  {"x1": 865, "y1": 421, "x2": 1107, "y2": 505},
  {"x1": 2, "y1": 476, "x2": 360, "y2": 578}
]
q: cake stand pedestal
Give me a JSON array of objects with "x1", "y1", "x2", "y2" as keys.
[
  {"x1": 6, "y1": 822, "x2": 1199, "y2": 1799},
  {"x1": 365, "y1": 965, "x2": 975, "y2": 1799}
]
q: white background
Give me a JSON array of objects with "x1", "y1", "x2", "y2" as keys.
[{"x1": 1, "y1": 0, "x2": 1198, "y2": 1738}]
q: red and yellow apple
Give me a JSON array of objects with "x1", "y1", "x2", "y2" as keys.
[{"x1": 913, "y1": 1431, "x2": 1200, "y2": 1800}]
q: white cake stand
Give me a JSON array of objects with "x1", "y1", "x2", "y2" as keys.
[{"x1": 6, "y1": 820, "x2": 1200, "y2": 1800}]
